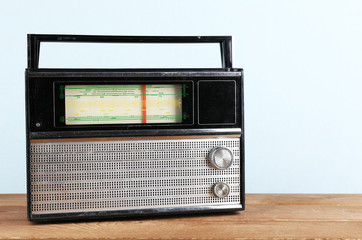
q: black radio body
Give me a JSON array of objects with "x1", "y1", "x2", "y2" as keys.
[{"x1": 26, "y1": 35, "x2": 244, "y2": 221}]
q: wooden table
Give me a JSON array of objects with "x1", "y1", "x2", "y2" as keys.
[{"x1": 1, "y1": 194, "x2": 362, "y2": 239}]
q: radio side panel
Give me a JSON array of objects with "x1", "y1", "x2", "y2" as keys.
[{"x1": 25, "y1": 70, "x2": 32, "y2": 220}]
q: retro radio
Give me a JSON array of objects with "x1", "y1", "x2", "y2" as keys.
[{"x1": 26, "y1": 34, "x2": 244, "y2": 221}]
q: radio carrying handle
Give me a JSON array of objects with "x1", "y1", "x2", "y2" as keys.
[{"x1": 27, "y1": 34, "x2": 232, "y2": 69}]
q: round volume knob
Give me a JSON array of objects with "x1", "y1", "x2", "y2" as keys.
[
  {"x1": 213, "y1": 182, "x2": 230, "y2": 198},
  {"x1": 208, "y1": 147, "x2": 234, "y2": 170}
]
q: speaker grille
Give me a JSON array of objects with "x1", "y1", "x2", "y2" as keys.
[{"x1": 30, "y1": 138, "x2": 241, "y2": 214}]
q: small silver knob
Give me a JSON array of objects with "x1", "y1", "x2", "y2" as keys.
[
  {"x1": 213, "y1": 182, "x2": 230, "y2": 198},
  {"x1": 208, "y1": 147, "x2": 234, "y2": 170}
]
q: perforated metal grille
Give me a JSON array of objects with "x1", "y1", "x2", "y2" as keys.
[{"x1": 30, "y1": 138, "x2": 241, "y2": 214}]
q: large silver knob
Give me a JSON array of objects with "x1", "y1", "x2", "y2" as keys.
[
  {"x1": 208, "y1": 147, "x2": 234, "y2": 170},
  {"x1": 213, "y1": 182, "x2": 230, "y2": 198}
]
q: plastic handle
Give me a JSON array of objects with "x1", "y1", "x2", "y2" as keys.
[{"x1": 27, "y1": 34, "x2": 232, "y2": 69}]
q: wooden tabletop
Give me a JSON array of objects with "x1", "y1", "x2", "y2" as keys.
[{"x1": 1, "y1": 194, "x2": 362, "y2": 239}]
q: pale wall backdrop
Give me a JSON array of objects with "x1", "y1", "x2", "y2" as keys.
[{"x1": 1, "y1": 0, "x2": 362, "y2": 193}]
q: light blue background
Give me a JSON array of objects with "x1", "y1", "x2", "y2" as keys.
[{"x1": 1, "y1": 0, "x2": 362, "y2": 193}]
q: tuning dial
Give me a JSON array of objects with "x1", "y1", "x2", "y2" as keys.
[
  {"x1": 213, "y1": 182, "x2": 230, "y2": 198},
  {"x1": 208, "y1": 147, "x2": 234, "y2": 170}
]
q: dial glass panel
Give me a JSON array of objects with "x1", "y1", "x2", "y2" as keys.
[{"x1": 64, "y1": 84, "x2": 183, "y2": 125}]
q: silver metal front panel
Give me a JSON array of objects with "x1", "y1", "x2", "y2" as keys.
[{"x1": 30, "y1": 138, "x2": 241, "y2": 214}]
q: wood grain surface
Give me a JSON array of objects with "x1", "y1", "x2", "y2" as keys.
[{"x1": 1, "y1": 194, "x2": 362, "y2": 239}]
